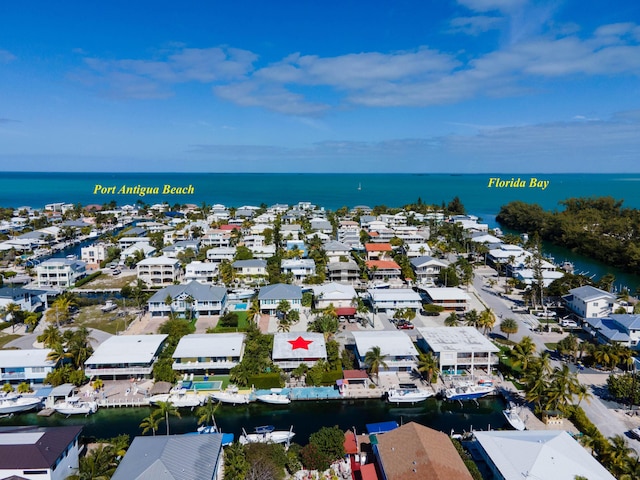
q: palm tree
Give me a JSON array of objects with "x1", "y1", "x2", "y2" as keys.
[
  {"x1": 196, "y1": 397, "x2": 220, "y2": 429},
  {"x1": 139, "y1": 413, "x2": 162, "y2": 436},
  {"x1": 37, "y1": 324, "x2": 63, "y2": 348},
  {"x1": 478, "y1": 308, "x2": 496, "y2": 335},
  {"x1": 324, "y1": 303, "x2": 338, "y2": 319},
  {"x1": 247, "y1": 298, "x2": 260, "y2": 325},
  {"x1": 575, "y1": 383, "x2": 593, "y2": 407},
  {"x1": 416, "y1": 352, "x2": 439, "y2": 383},
  {"x1": 499, "y1": 318, "x2": 518, "y2": 340},
  {"x1": 546, "y1": 364, "x2": 580, "y2": 412},
  {"x1": 510, "y1": 336, "x2": 537, "y2": 372},
  {"x1": 604, "y1": 435, "x2": 635, "y2": 477},
  {"x1": 154, "y1": 400, "x2": 181, "y2": 435},
  {"x1": 65, "y1": 327, "x2": 96, "y2": 369},
  {"x1": 46, "y1": 342, "x2": 73, "y2": 365},
  {"x1": 364, "y1": 346, "x2": 388, "y2": 384},
  {"x1": 444, "y1": 312, "x2": 460, "y2": 327},
  {"x1": 2, "y1": 303, "x2": 21, "y2": 332},
  {"x1": 464, "y1": 309, "x2": 480, "y2": 328}
]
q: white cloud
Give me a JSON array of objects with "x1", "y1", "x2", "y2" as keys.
[
  {"x1": 449, "y1": 15, "x2": 504, "y2": 35},
  {"x1": 456, "y1": 0, "x2": 527, "y2": 14}
]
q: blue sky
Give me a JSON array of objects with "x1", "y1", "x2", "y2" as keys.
[{"x1": 1, "y1": 0, "x2": 639, "y2": 172}]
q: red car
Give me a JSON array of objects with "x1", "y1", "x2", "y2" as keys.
[{"x1": 398, "y1": 323, "x2": 414, "y2": 330}]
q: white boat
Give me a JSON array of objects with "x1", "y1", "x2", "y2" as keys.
[
  {"x1": 256, "y1": 390, "x2": 291, "y2": 405},
  {"x1": 149, "y1": 389, "x2": 205, "y2": 407},
  {"x1": 100, "y1": 300, "x2": 117, "y2": 313},
  {"x1": 503, "y1": 402, "x2": 526, "y2": 431},
  {"x1": 53, "y1": 397, "x2": 98, "y2": 415},
  {"x1": 0, "y1": 394, "x2": 42, "y2": 414},
  {"x1": 228, "y1": 289, "x2": 255, "y2": 301},
  {"x1": 444, "y1": 382, "x2": 495, "y2": 401},
  {"x1": 239, "y1": 425, "x2": 295, "y2": 445},
  {"x1": 210, "y1": 385, "x2": 251, "y2": 405},
  {"x1": 387, "y1": 385, "x2": 434, "y2": 404}
]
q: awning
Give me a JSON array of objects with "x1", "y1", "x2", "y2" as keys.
[{"x1": 336, "y1": 307, "x2": 356, "y2": 316}]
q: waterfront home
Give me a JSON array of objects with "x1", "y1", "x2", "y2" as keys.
[
  {"x1": 272, "y1": 332, "x2": 327, "y2": 370},
  {"x1": 327, "y1": 261, "x2": 361, "y2": 285},
  {"x1": 410, "y1": 256, "x2": 448, "y2": 285},
  {"x1": 351, "y1": 331, "x2": 419, "y2": 374},
  {"x1": 584, "y1": 314, "x2": 640, "y2": 350},
  {"x1": 473, "y1": 430, "x2": 615, "y2": 480},
  {"x1": 563, "y1": 285, "x2": 623, "y2": 320},
  {"x1": 258, "y1": 283, "x2": 302, "y2": 314},
  {"x1": 183, "y1": 261, "x2": 218, "y2": 284},
  {"x1": 513, "y1": 267, "x2": 564, "y2": 287},
  {"x1": 118, "y1": 236, "x2": 151, "y2": 250},
  {"x1": 311, "y1": 282, "x2": 357, "y2": 309},
  {"x1": 323, "y1": 240, "x2": 352, "y2": 262},
  {"x1": 0, "y1": 425, "x2": 83, "y2": 480},
  {"x1": 365, "y1": 243, "x2": 393, "y2": 261},
  {"x1": 419, "y1": 287, "x2": 471, "y2": 312},
  {"x1": 136, "y1": 256, "x2": 181, "y2": 286},
  {"x1": 337, "y1": 221, "x2": 361, "y2": 248},
  {"x1": 0, "y1": 349, "x2": 57, "y2": 385},
  {"x1": 0, "y1": 286, "x2": 47, "y2": 313},
  {"x1": 206, "y1": 246, "x2": 236, "y2": 263},
  {"x1": 367, "y1": 288, "x2": 422, "y2": 313},
  {"x1": 373, "y1": 422, "x2": 473, "y2": 480},
  {"x1": 365, "y1": 260, "x2": 402, "y2": 283},
  {"x1": 120, "y1": 242, "x2": 156, "y2": 262},
  {"x1": 84, "y1": 334, "x2": 168, "y2": 379},
  {"x1": 147, "y1": 281, "x2": 227, "y2": 318},
  {"x1": 417, "y1": 327, "x2": 500, "y2": 375},
  {"x1": 35, "y1": 258, "x2": 87, "y2": 288},
  {"x1": 172, "y1": 333, "x2": 245, "y2": 374},
  {"x1": 80, "y1": 242, "x2": 108, "y2": 267},
  {"x1": 281, "y1": 258, "x2": 316, "y2": 282},
  {"x1": 232, "y1": 259, "x2": 267, "y2": 280},
  {"x1": 112, "y1": 434, "x2": 224, "y2": 480}
]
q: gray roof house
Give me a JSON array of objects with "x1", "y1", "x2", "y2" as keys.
[
  {"x1": 258, "y1": 283, "x2": 302, "y2": 313},
  {"x1": 584, "y1": 314, "x2": 640, "y2": 350},
  {"x1": 112, "y1": 434, "x2": 224, "y2": 480},
  {"x1": 232, "y1": 259, "x2": 267, "y2": 276},
  {"x1": 563, "y1": 285, "x2": 619, "y2": 319},
  {"x1": 148, "y1": 281, "x2": 227, "y2": 317}
]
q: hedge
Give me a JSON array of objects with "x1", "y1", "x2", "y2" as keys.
[
  {"x1": 74, "y1": 271, "x2": 102, "y2": 287},
  {"x1": 248, "y1": 373, "x2": 283, "y2": 389},
  {"x1": 320, "y1": 370, "x2": 343, "y2": 386}
]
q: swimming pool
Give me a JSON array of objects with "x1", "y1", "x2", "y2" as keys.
[
  {"x1": 234, "y1": 303, "x2": 247, "y2": 310},
  {"x1": 190, "y1": 381, "x2": 223, "y2": 391},
  {"x1": 289, "y1": 386, "x2": 342, "y2": 400}
]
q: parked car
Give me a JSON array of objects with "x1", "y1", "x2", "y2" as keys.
[
  {"x1": 560, "y1": 319, "x2": 578, "y2": 328},
  {"x1": 398, "y1": 323, "x2": 415, "y2": 330},
  {"x1": 630, "y1": 428, "x2": 640, "y2": 440}
]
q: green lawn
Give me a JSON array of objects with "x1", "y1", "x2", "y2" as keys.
[
  {"x1": 212, "y1": 311, "x2": 250, "y2": 333},
  {"x1": 72, "y1": 304, "x2": 136, "y2": 335},
  {"x1": 0, "y1": 334, "x2": 21, "y2": 349},
  {"x1": 544, "y1": 343, "x2": 558, "y2": 351}
]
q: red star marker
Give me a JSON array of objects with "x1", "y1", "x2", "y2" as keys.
[{"x1": 288, "y1": 336, "x2": 313, "y2": 350}]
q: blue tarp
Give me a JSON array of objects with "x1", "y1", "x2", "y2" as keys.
[{"x1": 366, "y1": 421, "x2": 399, "y2": 434}]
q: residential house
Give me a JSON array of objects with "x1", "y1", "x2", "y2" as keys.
[
  {"x1": 312, "y1": 282, "x2": 357, "y2": 309},
  {"x1": 563, "y1": 285, "x2": 620, "y2": 319},
  {"x1": 172, "y1": 333, "x2": 245, "y2": 374},
  {"x1": 473, "y1": 430, "x2": 615, "y2": 480},
  {"x1": 120, "y1": 242, "x2": 156, "y2": 263},
  {"x1": 258, "y1": 283, "x2": 302, "y2": 314},
  {"x1": 351, "y1": 331, "x2": 419, "y2": 373},
  {"x1": 281, "y1": 258, "x2": 316, "y2": 282},
  {"x1": 250, "y1": 244, "x2": 277, "y2": 259},
  {"x1": 147, "y1": 281, "x2": 227, "y2": 318},
  {"x1": 84, "y1": 335, "x2": 167, "y2": 379},
  {"x1": 0, "y1": 425, "x2": 83, "y2": 480},
  {"x1": 281, "y1": 224, "x2": 303, "y2": 240},
  {"x1": 410, "y1": 256, "x2": 448, "y2": 285},
  {"x1": 584, "y1": 314, "x2": 640, "y2": 350},
  {"x1": 206, "y1": 246, "x2": 236, "y2": 263},
  {"x1": 367, "y1": 288, "x2": 422, "y2": 313},
  {"x1": 184, "y1": 261, "x2": 218, "y2": 284},
  {"x1": 374, "y1": 422, "x2": 473, "y2": 480},
  {"x1": 365, "y1": 260, "x2": 402, "y2": 283},
  {"x1": 0, "y1": 286, "x2": 47, "y2": 313},
  {"x1": 327, "y1": 261, "x2": 361, "y2": 285},
  {"x1": 201, "y1": 228, "x2": 231, "y2": 248},
  {"x1": 323, "y1": 240, "x2": 352, "y2": 263},
  {"x1": 0, "y1": 349, "x2": 57, "y2": 385},
  {"x1": 272, "y1": 332, "x2": 327, "y2": 370},
  {"x1": 161, "y1": 239, "x2": 199, "y2": 258},
  {"x1": 417, "y1": 327, "x2": 500, "y2": 375},
  {"x1": 112, "y1": 435, "x2": 224, "y2": 480},
  {"x1": 403, "y1": 242, "x2": 433, "y2": 258},
  {"x1": 420, "y1": 287, "x2": 471, "y2": 312},
  {"x1": 80, "y1": 242, "x2": 108, "y2": 267},
  {"x1": 232, "y1": 259, "x2": 267, "y2": 280},
  {"x1": 310, "y1": 218, "x2": 333, "y2": 234},
  {"x1": 365, "y1": 243, "x2": 393, "y2": 261},
  {"x1": 35, "y1": 258, "x2": 87, "y2": 288},
  {"x1": 118, "y1": 236, "x2": 151, "y2": 250},
  {"x1": 137, "y1": 256, "x2": 181, "y2": 285}
]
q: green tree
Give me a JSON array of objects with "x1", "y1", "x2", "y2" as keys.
[
  {"x1": 153, "y1": 400, "x2": 181, "y2": 435},
  {"x1": 223, "y1": 442, "x2": 249, "y2": 480},
  {"x1": 364, "y1": 346, "x2": 388, "y2": 384},
  {"x1": 499, "y1": 318, "x2": 518, "y2": 340},
  {"x1": 139, "y1": 413, "x2": 161, "y2": 436},
  {"x1": 196, "y1": 397, "x2": 220, "y2": 428},
  {"x1": 444, "y1": 312, "x2": 460, "y2": 327},
  {"x1": 478, "y1": 308, "x2": 497, "y2": 335},
  {"x1": 417, "y1": 352, "x2": 439, "y2": 383}
]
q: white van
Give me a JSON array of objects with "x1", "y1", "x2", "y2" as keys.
[{"x1": 560, "y1": 319, "x2": 578, "y2": 328}]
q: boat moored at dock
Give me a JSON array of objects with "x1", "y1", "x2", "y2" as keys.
[
  {"x1": 239, "y1": 425, "x2": 295, "y2": 445},
  {"x1": 386, "y1": 384, "x2": 434, "y2": 404}
]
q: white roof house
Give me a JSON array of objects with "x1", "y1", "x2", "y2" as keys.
[
  {"x1": 417, "y1": 327, "x2": 500, "y2": 374},
  {"x1": 311, "y1": 282, "x2": 357, "y2": 308},
  {"x1": 84, "y1": 334, "x2": 167, "y2": 378},
  {"x1": 422, "y1": 287, "x2": 471, "y2": 312},
  {"x1": 272, "y1": 332, "x2": 327, "y2": 370},
  {"x1": 351, "y1": 331, "x2": 419, "y2": 373},
  {"x1": 367, "y1": 288, "x2": 422, "y2": 312},
  {"x1": 473, "y1": 430, "x2": 615, "y2": 480},
  {"x1": 172, "y1": 333, "x2": 245, "y2": 373},
  {"x1": 0, "y1": 349, "x2": 57, "y2": 384}
]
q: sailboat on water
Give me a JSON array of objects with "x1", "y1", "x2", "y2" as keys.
[{"x1": 357, "y1": 182, "x2": 362, "y2": 191}]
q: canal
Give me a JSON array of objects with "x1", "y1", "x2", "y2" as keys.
[{"x1": 0, "y1": 397, "x2": 508, "y2": 444}]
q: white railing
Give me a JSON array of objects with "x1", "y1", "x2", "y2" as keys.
[{"x1": 84, "y1": 366, "x2": 152, "y2": 376}]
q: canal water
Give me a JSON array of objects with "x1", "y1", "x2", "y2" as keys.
[{"x1": 0, "y1": 397, "x2": 507, "y2": 444}]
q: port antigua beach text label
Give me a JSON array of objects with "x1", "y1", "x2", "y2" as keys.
[
  {"x1": 93, "y1": 184, "x2": 195, "y2": 197},
  {"x1": 487, "y1": 177, "x2": 549, "y2": 190}
]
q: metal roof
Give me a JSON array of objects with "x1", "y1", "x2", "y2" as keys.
[{"x1": 84, "y1": 335, "x2": 167, "y2": 366}]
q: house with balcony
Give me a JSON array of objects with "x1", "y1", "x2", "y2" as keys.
[
  {"x1": 201, "y1": 228, "x2": 232, "y2": 248},
  {"x1": 583, "y1": 314, "x2": 640, "y2": 350},
  {"x1": 0, "y1": 286, "x2": 47, "y2": 314},
  {"x1": 272, "y1": 332, "x2": 327, "y2": 370},
  {"x1": 258, "y1": 283, "x2": 302, "y2": 314},
  {"x1": 365, "y1": 243, "x2": 393, "y2": 261},
  {"x1": 351, "y1": 331, "x2": 419, "y2": 373},
  {"x1": 312, "y1": 282, "x2": 357, "y2": 309},
  {"x1": 172, "y1": 333, "x2": 245, "y2": 374},
  {"x1": 184, "y1": 261, "x2": 218, "y2": 284},
  {"x1": 0, "y1": 349, "x2": 57, "y2": 385},
  {"x1": 410, "y1": 256, "x2": 448, "y2": 285},
  {"x1": 161, "y1": 239, "x2": 199, "y2": 258},
  {"x1": 417, "y1": 327, "x2": 499, "y2": 375},
  {"x1": 137, "y1": 256, "x2": 181, "y2": 286},
  {"x1": 0, "y1": 425, "x2": 83, "y2": 480},
  {"x1": 323, "y1": 240, "x2": 352, "y2": 263},
  {"x1": 327, "y1": 261, "x2": 361, "y2": 285},
  {"x1": 563, "y1": 285, "x2": 620, "y2": 320},
  {"x1": 368, "y1": 288, "x2": 422, "y2": 313},
  {"x1": 120, "y1": 242, "x2": 156, "y2": 263},
  {"x1": 84, "y1": 334, "x2": 167, "y2": 379},
  {"x1": 206, "y1": 247, "x2": 236, "y2": 263},
  {"x1": 35, "y1": 258, "x2": 87, "y2": 288},
  {"x1": 232, "y1": 259, "x2": 267, "y2": 280},
  {"x1": 80, "y1": 242, "x2": 108, "y2": 268},
  {"x1": 281, "y1": 258, "x2": 316, "y2": 282},
  {"x1": 365, "y1": 260, "x2": 402, "y2": 283},
  {"x1": 118, "y1": 236, "x2": 151, "y2": 250},
  {"x1": 147, "y1": 281, "x2": 227, "y2": 318},
  {"x1": 420, "y1": 287, "x2": 471, "y2": 312}
]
